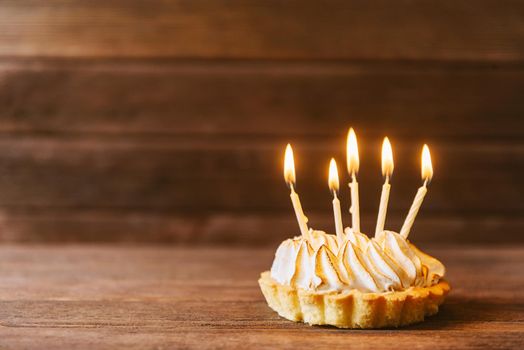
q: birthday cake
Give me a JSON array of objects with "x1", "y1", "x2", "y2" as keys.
[{"x1": 258, "y1": 129, "x2": 450, "y2": 328}]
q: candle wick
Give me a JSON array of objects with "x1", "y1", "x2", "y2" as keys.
[
  {"x1": 289, "y1": 183, "x2": 296, "y2": 193},
  {"x1": 423, "y1": 178, "x2": 429, "y2": 187},
  {"x1": 385, "y1": 175, "x2": 390, "y2": 185},
  {"x1": 351, "y1": 173, "x2": 356, "y2": 182}
]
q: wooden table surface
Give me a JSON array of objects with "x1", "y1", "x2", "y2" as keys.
[{"x1": 0, "y1": 245, "x2": 522, "y2": 349}]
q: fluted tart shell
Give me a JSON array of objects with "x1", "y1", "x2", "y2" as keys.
[{"x1": 259, "y1": 271, "x2": 450, "y2": 329}]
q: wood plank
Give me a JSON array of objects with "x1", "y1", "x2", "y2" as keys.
[
  {"x1": 0, "y1": 210, "x2": 521, "y2": 245},
  {"x1": 0, "y1": 0, "x2": 522, "y2": 61},
  {"x1": 0, "y1": 246, "x2": 522, "y2": 349},
  {"x1": 0, "y1": 60, "x2": 522, "y2": 138},
  {"x1": 0, "y1": 328, "x2": 522, "y2": 350},
  {"x1": 0, "y1": 136, "x2": 519, "y2": 213}
]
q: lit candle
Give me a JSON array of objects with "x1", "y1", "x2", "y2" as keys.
[
  {"x1": 400, "y1": 144, "x2": 433, "y2": 239},
  {"x1": 328, "y1": 158, "x2": 344, "y2": 243},
  {"x1": 346, "y1": 128, "x2": 360, "y2": 233},
  {"x1": 284, "y1": 144, "x2": 309, "y2": 238},
  {"x1": 375, "y1": 137, "x2": 394, "y2": 237}
]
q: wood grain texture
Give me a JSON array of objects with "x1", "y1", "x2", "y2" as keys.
[
  {"x1": 0, "y1": 0, "x2": 523, "y2": 61},
  {"x1": 0, "y1": 136, "x2": 519, "y2": 212},
  {"x1": 0, "y1": 1, "x2": 521, "y2": 245},
  {"x1": 1, "y1": 210, "x2": 522, "y2": 246},
  {"x1": 0, "y1": 245, "x2": 522, "y2": 349},
  {"x1": 0, "y1": 133, "x2": 520, "y2": 244},
  {"x1": 0, "y1": 60, "x2": 523, "y2": 138}
]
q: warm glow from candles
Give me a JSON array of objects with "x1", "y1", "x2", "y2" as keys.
[
  {"x1": 284, "y1": 144, "x2": 296, "y2": 186},
  {"x1": 381, "y1": 137, "x2": 394, "y2": 178},
  {"x1": 346, "y1": 128, "x2": 359, "y2": 175},
  {"x1": 421, "y1": 144, "x2": 433, "y2": 182},
  {"x1": 328, "y1": 158, "x2": 340, "y2": 193}
]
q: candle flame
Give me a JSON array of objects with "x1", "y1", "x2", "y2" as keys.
[
  {"x1": 346, "y1": 128, "x2": 359, "y2": 175},
  {"x1": 421, "y1": 144, "x2": 433, "y2": 182},
  {"x1": 381, "y1": 137, "x2": 394, "y2": 177},
  {"x1": 284, "y1": 143, "x2": 296, "y2": 186},
  {"x1": 328, "y1": 158, "x2": 339, "y2": 193}
]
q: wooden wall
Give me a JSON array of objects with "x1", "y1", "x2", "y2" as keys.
[{"x1": 0, "y1": 0, "x2": 522, "y2": 245}]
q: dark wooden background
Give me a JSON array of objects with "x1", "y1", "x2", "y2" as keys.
[{"x1": 0, "y1": 0, "x2": 522, "y2": 246}]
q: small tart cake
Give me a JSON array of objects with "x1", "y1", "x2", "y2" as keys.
[{"x1": 259, "y1": 229, "x2": 450, "y2": 328}]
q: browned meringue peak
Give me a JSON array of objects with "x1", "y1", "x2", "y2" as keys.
[
  {"x1": 344, "y1": 227, "x2": 369, "y2": 249},
  {"x1": 307, "y1": 229, "x2": 340, "y2": 252},
  {"x1": 270, "y1": 229, "x2": 337, "y2": 288},
  {"x1": 315, "y1": 245, "x2": 345, "y2": 291},
  {"x1": 270, "y1": 229, "x2": 445, "y2": 293},
  {"x1": 337, "y1": 239, "x2": 378, "y2": 292},
  {"x1": 409, "y1": 243, "x2": 446, "y2": 286},
  {"x1": 290, "y1": 240, "x2": 320, "y2": 289}
]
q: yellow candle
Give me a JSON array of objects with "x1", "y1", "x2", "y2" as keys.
[
  {"x1": 400, "y1": 144, "x2": 433, "y2": 238},
  {"x1": 375, "y1": 137, "x2": 394, "y2": 236},
  {"x1": 346, "y1": 128, "x2": 360, "y2": 233},
  {"x1": 284, "y1": 144, "x2": 309, "y2": 238},
  {"x1": 328, "y1": 158, "x2": 344, "y2": 243}
]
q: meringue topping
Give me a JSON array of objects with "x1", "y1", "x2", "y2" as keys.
[{"x1": 270, "y1": 229, "x2": 445, "y2": 293}]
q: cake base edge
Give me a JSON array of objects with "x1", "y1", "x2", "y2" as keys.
[{"x1": 258, "y1": 271, "x2": 450, "y2": 329}]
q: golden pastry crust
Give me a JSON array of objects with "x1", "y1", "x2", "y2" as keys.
[{"x1": 259, "y1": 271, "x2": 450, "y2": 328}]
